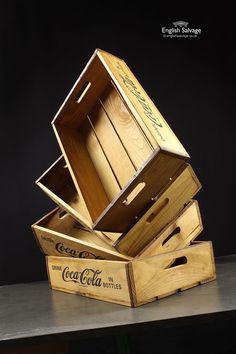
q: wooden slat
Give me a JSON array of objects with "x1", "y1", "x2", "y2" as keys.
[
  {"x1": 114, "y1": 165, "x2": 201, "y2": 256},
  {"x1": 100, "y1": 82, "x2": 153, "y2": 169},
  {"x1": 137, "y1": 200, "x2": 203, "y2": 258},
  {"x1": 32, "y1": 208, "x2": 131, "y2": 262},
  {"x1": 47, "y1": 256, "x2": 132, "y2": 306},
  {"x1": 88, "y1": 102, "x2": 136, "y2": 188},
  {"x1": 97, "y1": 49, "x2": 190, "y2": 158},
  {"x1": 54, "y1": 124, "x2": 110, "y2": 221},
  {"x1": 93, "y1": 151, "x2": 185, "y2": 232},
  {"x1": 36, "y1": 156, "x2": 92, "y2": 229},
  {"x1": 131, "y1": 241, "x2": 216, "y2": 306},
  {"x1": 81, "y1": 117, "x2": 121, "y2": 201},
  {"x1": 33, "y1": 226, "x2": 131, "y2": 261}
]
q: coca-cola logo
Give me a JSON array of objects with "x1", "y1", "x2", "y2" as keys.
[
  {"x1": 115, "y1": 62, "x2": 165, "y2": 142},
  {"x1": 55, "y1": 242, "x2": 103, "y2": 259},
  {"x1": 62, "y1": 267, "x2": 102, "y2": 287}
]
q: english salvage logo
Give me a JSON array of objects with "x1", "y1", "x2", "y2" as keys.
[{"x1": 162, "y1": 21, "x2": 201, "y2": 38}]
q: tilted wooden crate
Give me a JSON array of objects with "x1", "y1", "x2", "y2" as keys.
[
  {"x1": 32, "y1": 199, "x2": 202, "y2": 263},
  {"x1": 36, "y1": 158, "x2": 201, "y2": 251},
  {"x1": 51, "y1": 48, "x2": 190, "y2": 232},
  {"x1": 114, "y1": 164, "x2": 201, "y2": 256},
  {"x1": 46, "y1": 241, "x2": 216, "y2": 307},
  {"x1": 32, "y1": 208, "x2": 130, "y2": 262}
]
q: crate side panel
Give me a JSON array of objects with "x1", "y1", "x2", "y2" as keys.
[{"x1": 47, "y1": 256, "x2": 132, "y2": 306}]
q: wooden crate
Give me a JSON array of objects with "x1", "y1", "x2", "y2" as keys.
[
  {"x1": 32, "y1": 197, "x2": 201, "y2": 264},
  {"x1": 46, "y1": 241, "x2": 216, "y2": 307},
  {"x1": 136, "y1": 199, "x2": 203, "y2": 258},
  {"x1": 114, "y1": 164, "x2": 201, "y2": 256},
  {"x1": 52, "y1": 48, "x2": 190, "y2": 232},
  {"x1": 36, "y1": 158, "x2": 200, "y2": 248},
  {"x1": 32, "y1": 208, "x2": 130, "y2": 262}
]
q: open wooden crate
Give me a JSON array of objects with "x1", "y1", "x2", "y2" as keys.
[
  {"x1": 51, "y1": 49, "x2": 190, "y2": 232},
  {"x1": 36, "y1": 161, "x2": 201, "y2": 256},
  {"x1": 32, "y1": 199, "x2": 202, "y2": 262},
  {"x1": 33, "y1": 48, "x2": 216, "y2": 308},
  {"x1": 46, "y1": 241, "x2": 216, "y2": 307}
]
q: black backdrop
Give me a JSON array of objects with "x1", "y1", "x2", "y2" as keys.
[{"x1": 0, "y1": 3, "x2": 235, "y2": 285}]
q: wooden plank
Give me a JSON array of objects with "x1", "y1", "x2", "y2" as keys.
[
  {"x1": 52, "y1": 53, "x2": 111, "y2": 128},
  {"x1": 137, "y1": 200, "x2": 203, "y2": 258},
  {"x1": 36, "y1": 155, "x2": 93, "y2": 229},
  {"x1": 88, "y1": 102, "x2": 136, "y2": 188},
  {"x1": 33, "y1": 226, "x2": 131, "y2": 261},
  {"x1": 100, "y1": 82, "x2": 153, "y2": 169},
  {"x1": 131, "y1": 241, "x2": 216, "y2": 306},
  {"x1": 114, "y1": 165, "x2": 201, "y2": 256},
  {"x1": 94, "y1": 151, "x2": 185, "y2": 232},
  {"x1": 32, "y1": 208, "x2": 131, "y2": 262},
  {"x1": 81, "y1": 117, "x2": 121, "y2": 200},
  {"x1": 97, "y1": 49, "x2": 190, "y2": 158},
  {"x1": 32, "y1": 207, "x2": 113, "y2": 250},
  {"x1": 54, "y1": 124, "x2": 110, "y2": 221},
  {"x1": 47, "y1": 256, "x2": 132, "y2": 306}
]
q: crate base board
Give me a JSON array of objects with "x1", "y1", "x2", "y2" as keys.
[{"x1": 46, "y1": 241, "x2": 216, "y2": 307}]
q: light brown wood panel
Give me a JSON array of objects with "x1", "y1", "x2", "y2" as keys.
[
  {"x1": 131, "y1": 241, "x2": 216, "y2": 306},
  {"x1": 137, "y1": 200, "x2": 203, "y2": 258},
  {"x1": 47, "y1": 256, "x2": 132, "y2": 306},
  {"x1": 33, "y1": 208, "x2": 113, "y2": 249},
  {"x1": 33, "y1": 226, "x2": 131, "y2": 261},
  {"x1": 88, "y1": 102, "x2": 136, "y2": 188},
  {"x1": 55, "y1": 124, "x2": 110, "y2": 221},
  {"x1": 32, "y1": 208, "x2": 131, "y2": 261},
  {"x1": 81, "y1": 117, "x2": 121, "y2": 200},
  {"x1": 97, "y1": 49, "x2": 189, "y2": 158},
  {"x1": 100, "y1": 82, "x2": 153, "y2": 169},
  {"x1": 46, "y1": 241, "x2": 216, "y2": 307},
  {"x1": 94, "y1": 151, "x2": 186, "y2": 232},
  {"x1": 114, "y1": 165, "x2": 201, "y2": 256},
  {"x1": 52, "y1": 53, "x2": 111, "y2": 128}
]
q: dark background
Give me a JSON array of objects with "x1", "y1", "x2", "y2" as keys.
[{"x1": 0, "y1": 3, "x2": 235, "y2": 285}]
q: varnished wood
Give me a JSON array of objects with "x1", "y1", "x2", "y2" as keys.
[
  {"x1": 47, "y1": 256, "x2": 132, "y2": 306},
  {"x1": 97, "y1": 49, "x2": 190, "y2": 158},
  {"x1": 131, "y1": 241, "x2": 216, "y2": 306},
  {"x1": 55, "y1": 124, "x2": 110, "y2": 221},
  {"x1": 94, "y1": 152, "x2": 186, "y2": 232},
  {"x1": 32, "y1": 208, "x2": 131, "y2": 262},
  {"x1": 114, "y1": 165, "x2": 201, "y2": 256},
  {"x1": 81, "y1": 117, "x2": 121, "y2": 200},
  {"x1": 100, "y1": 82, "x2": 153, "y2": 169},
  {"x1": 88, "y1": 101, "x2": 136, "y2": 188},
  {"x1": 47, "y1": 241, "x2": 216, "y2": 307},
  {"x1": 137, "y1": 200, "x2": 202, "y2": 258},
  {"x1": 51, "y1": 49, "x2": 189, "y2": 230}
]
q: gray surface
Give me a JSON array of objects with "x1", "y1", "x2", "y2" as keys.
[{"x1": 0, "y1": 255, "x2": 236, "y2": 342}]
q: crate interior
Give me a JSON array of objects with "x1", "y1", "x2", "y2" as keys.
[
  {"x1": 37, "y1": 156, "x2": 91, "y2": 220},
  {"x1": 37, "y1": 208, "x2": 116, "y2": 251},
  {"x1": 55, "y1": 78, "x2": 154, "y2": 222}
]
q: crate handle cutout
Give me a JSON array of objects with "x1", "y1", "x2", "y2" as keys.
[
  {"x1": 162, "y1": 227, "x2": 181, "y2": 246},
  {"x1": 165, "y1": 256, "x2": 187, "y2": 269},
  {"x1": 76, "y1": 81, "x2": 91, "y2": 104},
  {"x1": 146, "y1": 198, "x2": 169, "y2": 224},
  {"x1": 122, "y1": 182, "x2": 146, "y2": 206},
  {"x1": 58, "y1": 209, "x2": 68, "y2": 219}
]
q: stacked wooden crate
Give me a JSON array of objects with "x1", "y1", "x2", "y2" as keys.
[{"x1": 32, "y1": 49, "x2": 216, "y2": 307}]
